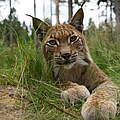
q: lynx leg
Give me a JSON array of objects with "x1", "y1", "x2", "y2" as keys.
[
  {"x1": 61, "y1": 82, "x2": 90, "y2": 105},
  {"x1": 81, "y1": 81, "x2": 118, "y2": 120}
]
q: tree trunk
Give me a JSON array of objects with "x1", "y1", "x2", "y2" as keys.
[
  {"x1": 68, "y1": 0, "x2": 73, "y2": 21},
  {"x1": 112, "y1": 0, "x2": 120, "y2": 23},
  {"x1": 34, "y1": 0, "x2": 36, "y2": 17},
  {"x1": 55, "y1": 0, "x2": 60, "y2": 24}
]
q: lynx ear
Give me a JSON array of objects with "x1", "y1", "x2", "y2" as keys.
[
  {"x1": 26, "y1": 14, "x2": 50, "y2": 49},
  {"x1": 27, "y1": 15, "x2": 50, "y2": 39},
  {"x1": 69, "y1": 8, "x2": 84, "y2": 32}
]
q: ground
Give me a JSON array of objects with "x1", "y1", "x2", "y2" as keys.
[{"x1": 0, "y1": 85, "x2": 30, "y2": 120}]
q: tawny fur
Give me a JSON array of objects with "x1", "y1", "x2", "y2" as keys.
[{"x1": 31, "y1": 8, "x2": 119, "y2": 120}]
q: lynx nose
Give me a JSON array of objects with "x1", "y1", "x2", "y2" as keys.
[{"x1": 61, "y1": 53, "x2": 71, "y2": 60}]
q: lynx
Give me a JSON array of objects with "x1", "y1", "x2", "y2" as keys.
[{"x1": 29, "y1": 8, "x2": 119, "y2": 120}]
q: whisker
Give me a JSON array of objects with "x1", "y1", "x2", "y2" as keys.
[
  {"x1": 54, "y1": 58, "x2": 62, "y2": 61},
  {"x1": 71, "y1": 54, "x2": 77, "y2": 57}
]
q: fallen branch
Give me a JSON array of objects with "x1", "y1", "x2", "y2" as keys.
[{"x1": 43, "y1": 98, "x2": 83, "y2": 119}]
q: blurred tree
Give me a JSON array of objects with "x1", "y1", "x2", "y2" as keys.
[
  {"x1": 34, "y1": 0, "x2": 36, "y2": 17},
  {"x1": 0, "y1": 0, "x2": 17, "y2": 15},
  {"x1": 97, "y1": 0, "x2": 108, "y2": 5},
  {"x1": 55, "y1": 0, "x2": 60, "y2": 24},
  {"x1": 0, "y1": 0, "x2": 5, "y2": 1},
  {"x1": 97, "y1": 0, "x2": 120, "y2": 23},
  {"x1": 112, "y1": 0, "x2": 120, "y2": 23},
  {"x1": 0, "y1": 8, "x2": 29, "y2": 46},
  {"x1": 68, "y1": 0, "x2": 88, "y2": 21},
  {"x1": 68, "y1": 0, "x2": 73, "y2": 21}
]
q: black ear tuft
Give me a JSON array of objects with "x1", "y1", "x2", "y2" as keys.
[{"x1": 69, "y1": 8, "x2": 84, "y2": 32}]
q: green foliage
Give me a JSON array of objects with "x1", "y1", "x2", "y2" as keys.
[
  {"x1": 0, "y1": 8, "x2": 29, "y2": 46},
  {"x1": 0, "y1": 39, "x2": 81, "y2": 120},
  {"x1": 0, "y1": 21, "x2": 120, "y2": 119},
  {"x1": 86, "y1": 23, "x2": 120, "y2": 85}
]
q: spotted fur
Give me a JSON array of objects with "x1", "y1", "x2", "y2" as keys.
[{"x1": 31, "y1": 8, "x2": 119, "y2": 120}]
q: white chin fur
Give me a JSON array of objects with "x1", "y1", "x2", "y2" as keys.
[
  {"x1": 63, "y1": 62, "x2": 75, "y2": 69},
  {"x1": 63, "y1": 59, "x2": 90, "y2": 70}
]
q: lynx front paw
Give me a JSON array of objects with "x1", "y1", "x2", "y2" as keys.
[
  {"x1": 81, "y1": 94, "x2": 117, "y2": 120},
  {"x1": 61, "y1": 85, "x2": 90, "y2": 105}
]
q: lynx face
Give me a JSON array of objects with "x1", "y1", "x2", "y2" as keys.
[
  {"x1": 43, "y1": 24, "x2": 90, "y2": 68},
  {"x1": 30, "y1": 8, "x2": 92, "y2": 69}
]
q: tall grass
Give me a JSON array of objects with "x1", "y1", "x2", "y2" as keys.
[
  {"x1": 0, "y1": 24, "x2": 120, "y2": 120},
  {"x1": 86, "y1": 24, "x2": 120, "y2": 86}
]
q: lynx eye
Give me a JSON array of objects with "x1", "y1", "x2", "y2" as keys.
[
  {"x1": 70, "y1": 35, "x2": 78, "y2": 43},
  {"x1": 47, "y1": 40, "x2": 58, "y2": 46}
]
